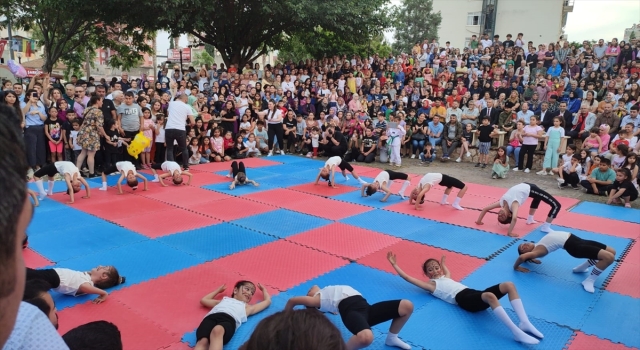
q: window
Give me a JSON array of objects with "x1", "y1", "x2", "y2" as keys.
[
  {"x1": 464, "y1": 37, "x2": 472, "y2": 48},
  {"x1": 467, "y1": 12, "x2": 481, "y2": 26}
]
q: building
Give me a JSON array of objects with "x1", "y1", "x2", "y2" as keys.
[
  {"x1": 623, "y1": 23, "x2": 639, "y2": 43},
  {"x1": 432, "y1": 0, "x2": 574, "y2": 48}
]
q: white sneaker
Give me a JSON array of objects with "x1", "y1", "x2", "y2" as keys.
[
  {"x1": 524, "y1": 168, "x2": 530, "y2": 173},
  {"x1": 466, "y1": 152, "x2": 471, "y2": 157},
  {"x1": 455, "y1": 157, "x2": 461, "y2": 163},
  {"x1": 557, "y1": 178, "x2": 565, "y2": 184},
  {"x1": 267, "y1": 151, "x2": 273, "y2": 157},
  {"x1": 306, "y1": 152, "x2": 312, "y2": 158},
  {"x1": 512, "y1": 168, "x2": 520, "y2": 172},
  {"x1": 547, "y1": 171, "x2": 555, "y2": 176},
  {"x1": 536, "y1": 170, "x2": 548, "y2": 175},
  {"x1": 280, "y1": 150, "x2": 285, "y2": 156},
  {"x1": 411, "y1": 154, "x2": 415, "y2": 159}
]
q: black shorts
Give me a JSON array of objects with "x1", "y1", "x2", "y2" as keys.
[
  {"x1": 338, "y1": 295, "x2": 401, "y2": 335},
  {"x1": 338, "y1": 159, "x2": 354, "y2": 172},
  {"x1": 454, "y1": 284, "x2": 505, "y2": 313},
  {"x1": 33, "y1": 163, "x2": 59, "y2": 179},
  {"x1": 439, "y1": 174, "x2": 465, "y2": 190},
  {"x1": 385, "y1": 170, "x2": 409, "y2": 181},
  {"x1": 563, "y1": 234, "x2": 606, "y2": 260},
  {"x1": 26, "y1": 268, "x2": 61, "y2": 289},
  {"x1": 195, "y1": 312, "x2": 237, "y2": 345}
]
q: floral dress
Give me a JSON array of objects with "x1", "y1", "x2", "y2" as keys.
[{"x1": 77, "y1": 107, "x2": 104, "y2": 151}]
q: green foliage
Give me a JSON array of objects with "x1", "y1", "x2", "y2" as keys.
[
  {"x1": 192, "y1": 50, "x2": 215, "y2": 68},
  {"x1": 630, "y1": 31, "x2": 636, "y2": 40},
  {"x1": 392, "y1": 0, "x2": 441, "y2": 54}
]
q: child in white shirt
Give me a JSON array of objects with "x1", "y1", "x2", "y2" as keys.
[{"x1": 27, "y1": 266, "x2": 125, "y2": 303}]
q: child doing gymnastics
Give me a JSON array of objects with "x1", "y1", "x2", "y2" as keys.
[
  {"x1": 514, "y1": 230, "x2": 616, "y2": 293},
  {"x1": 387, "y1": 252, "x2": 542, "y2": 344},
  {"x1": 150, "y1": 161, "x2": 193, "y2": 186},
  {"x1": 409, "y1": 173, "x2": 467, "y2": 211},
  {"x1": 195, "y1": 281, "x2": 271, "y2": 350},
  {"x1": 26, "y1": 266, "x2": 125, "y2": 304},
  {"x1": 361, "y1": 170, "x2": 411, "y2": 201},
  {"x1": 227, "y1": 161, "x2": 259, "y2": 190},
  {"x1": 315, "y1": 156, "x2": 367, "y2": 188},
  {"x1": 285, "y1": 285, "x2": 414, "y2": 350},
  {"x1": 33, "y1": 161, "x2": 90, "y2": 204},
  {"x1": 476, "y1": 183, "x2": 561, "y2": 237},
  {"x1": 99, "y1": 161, "x2": 149, "y2": 194}
]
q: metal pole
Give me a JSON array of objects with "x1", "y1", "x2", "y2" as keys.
[
  {"x1": 180, "y1": 48, "x2": 183, "y2": 72},
  {"x1": 7, "y1": 16, "x2": 15, "y2": 61}
]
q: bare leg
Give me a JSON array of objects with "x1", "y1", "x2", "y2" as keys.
[
  {"x1": 86, "y1": 150, "x2": 96, "y2": 174},
  {"x1": 209, "y1": 325, "x2": 225, "y2": 350},
  {"x1": 385, "y1": 300, "x2": 413, "y2": 349},
  {"x1": 194, "y1": 339, "x2": 209, "y2": 350},
  {"x1": 76, "y1": 149, "x2": 87, "y2": 172},
  {"x1": 346, "y1": 329, "x2": 374, "y2": 350}
]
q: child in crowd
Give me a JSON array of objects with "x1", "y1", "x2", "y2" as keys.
[
  {"x1": 232, "y1": 134, "x2": 248, "y2": 159},
  {"x1": 33, "y1": 161, "x2": 90, "y2": 203},
  {"x1": 253, "y1": 121, "x2": 269, "y2": 154},
  {"x1": 387, "y1": 115, "x2": 406, "y2": 167},
  {"x1": 195, "y1": 281, "x2": 271, "y2": 349},
  {"x1": 44, "y1": 106, "x2": 63, "y2": 162},
  {"x1": 456, "y1": 123, "x2": 474, "y2": 163},
  {"x1": 607, "y1": 168, "x2": 638, "y2": 207},
  {"x1": 379, "y1": 129, "x2": 390, "y2": 163},
  {"x1": 199, "y1": 137, "x2": 213, "y2": 161},
  {"x1": 26, "y1": 266, "x2": 125, "y2": 304},
  {"x1": 515, "y1": 116, "x2": 544, "y2": 173},
  {"x1": 141, "y1": 107, "x2": 155, "y2": 168},
  {"x1": 61, "y1": 109, "x2": 77, "y2": 163},
  {"x1": 549, "y1": 145, "x2": 576, "y2": 176},
  {"x1": 228, "y1": 161, "x2": 259, "y2": 189},
  {"x1": 154, "y1": 114, "x2": 167, "y2": 164},
  {"x1": 295, "y1": 114, "x2": 307, "y2": 153},
  {"x1": 475, "y1": 117, "x2": 495, "y2": 168},
  {"x1": 577, "y1": 149, "x2": 591, "y2": 180},
  {"x1": 151, "y1": 161, "x2": 193, "y2": 186},
  {"x1": 103, "y1": 120, "x2": 124, "y2": 170},
  {"x1": 538, "y1": 117, "x2": 565, "y2": 175},
  {"x1": 419, "y1": 142, "x2": 433, "y2": 165},
  {"x1": 239, "y1": 113, "x2": 252, "y2": 134},
  {"x1": 557, "y1": 154, "x2": 582, "y2": 190},
  {"x1": 492, "y1": 146, "x2": 509, "y2": 179},
  {"x1": 99, "y1": 161, "x2": 149, "y2": 194},
  {"x1": 244, "y1": 133, "x2": 261, "y2": 157},
  {"x1": 598, "y1": 125, "x2": 611, "y2": 156},
  {"x1": 188, "y1": 137, "x2": 205, "y2": 165},
  {"x1": 210, "y1": 127, "x2": 227, "y2": 162},
  {"x1": 308, "y1": 127, "x2": 320, "y2": 158},
  {"x1": 622, "y1": 152, "x2": 638, "y2": 188},
  {"x1": 361, "y1": 170, "x2": 412, "y2": 201},
  {"x1": 582, "y1": 127, "x2": 602, "y2": 157},
  {"x1": 580, "y1": 158, "x2": 616, "y2": 195},
  {"x1": 610, "y1": 144, "x2": 629, "y2": 169},
  {"x1": 223, "y1": 130, "x2": 235, "y2": 157},
  {"x1": 315, "y1": 156, "x2": 367, "y2": 187},
  {"x1": 410, "y1": 173, "x2": 467, "y2": 210},
  {"x1": 587, "y1": 155, "x2": 601, "y2": 177}
]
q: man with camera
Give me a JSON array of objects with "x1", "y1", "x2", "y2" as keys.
[{"x1": 320, "y1": 125, "x2": 348, "y2": 158}]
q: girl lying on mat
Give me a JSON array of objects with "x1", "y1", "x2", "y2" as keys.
[
  {"x1": 514, "y1": 230, "x2": 616, "y2": 293},
  {"x1": 195, "y1": 281, "x2": 271, "y2": 350},
  {"x1": 409, "y1": 173, "x2": 467, "y2": 211},
  {"x1": 387, "y1": 251, "x2": 543, "y2": 345},
  {"x1": 476, "y1": 182, "x2": 560, "y2": 237},
  {"x1": 285, "y1": 284, "x2": 414, "y2": 349},
  {"x1": 150, "y1": 161, "x2": 193, "y2": 186},
  {"x1": 361, "y1": 170, "x2": 411, "y2": 202},
  {"x1": 227, "y1": 161, "x2": 259, "y2": 190},
  {"x1": 26, "y1": 266, "x2": 125, "y2": 304}
]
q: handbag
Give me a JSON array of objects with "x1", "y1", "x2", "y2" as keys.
[{"x1": 412, "y1": 133, "x2": 426, "y2": 141}]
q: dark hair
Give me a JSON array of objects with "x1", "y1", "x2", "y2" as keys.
[
  {"x1": 124, "y1": 91, "x2": 135, "y2": 98},
  {"x1": 172, "y1": 176, "x2": 183, "y2": 185},
  {"x1": 239, "y1": 309, "x2": 347, "y2": 350},
  {"x1": 93, "y1": 267, "x2": 125, "y2": 289},
  {"x1": 498, "y1": 213, "x2": 512, "y2": 225},
  {"x1": 23, "y1": 279, "x2": 52, "y2": 301},
  {"x1": 237, "y1": 172, "x2": 247, "y2": 184},
  {"x1": 600, "y1": 158, "x2": 611, "y2": 166},
  {"x1": 231, "y1": 280, "x2": 255, "y2": 298},
  {"x1": 421, "y1": 258, "x2": 439, "y2": 276},
  {"x1": 0, "y1": 105, "x2": 28, "y2": 299},
  {"x1": 494, "y1": 146, "x2": 507, "y2": 162},
  {"x1": 616, "y1": 167, "x2": 632, "y2": 182},
  {"x1": 572, "y1": 154, "x2": 582, "y2": 161},
  {"x1": 126, "y1": 178, "x2": 139, "y2": 189},
  {"x1": 589, "y1": 127, "x2": 599, "y2": 134},
  {"x1": 365, "y1": 184, "x2": 377, "y2": 197},
  {"x1": 88, "y1": 95, "x2": 102, "y2": 107},
  {"x1": 616, "y1": 143, "x2": 629, "y2": 157},
  {"x1": 62, "y1": 321, "x2": 123, "y2": 350}
]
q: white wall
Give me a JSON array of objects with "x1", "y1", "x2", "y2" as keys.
[
  {"x1": 494, "y1": 0, "x2": 564, "y2": 47},
  {"x1": 433, "y1": 0, "x2": 484, "y2": 48}
]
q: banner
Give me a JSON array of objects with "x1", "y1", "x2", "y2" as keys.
[
  {"x1": 167, "y1": 48, "x2": 191, "y2": 63},
  {"x1": 0, "y1": 40, "x2": 6, "y2": 59}
]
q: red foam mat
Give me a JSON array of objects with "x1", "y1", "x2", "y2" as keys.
[
  {"x1": 287, "y1": 223, "x2": 401, "y2": 260},
  {"x1": 57, "y1": 299, "x2": 178, "y2": 349},
  {"x1": 161, "y1": 342, "x2": 193, "y2": 350},
  {"x1": 288, "y1": 182, "x2": 358, "y2": 197},
  {"x1": 358, "y1": 240, "x2": 486, "y2": 280},
  {"x1": 112, "y1": 261, "x2": 279, "y2": 336},
  {"x1": 606, "y1": 262, "x2": 640, "y2": 298},
  {"x1": 191, "y1": 158, "x2": 281, "y2": 173},
  {"x1": 349, "y1": 164, "x2": 385, "y2": 176},
  {"x1": 112, "y1": 208, "x2": 222, "y2": 238},
  {"x1": 552, "y1": 212, "x2": 639, "y2": 239},
  {"x1": 180, "y1": 197, "x2": 277, "y2": 221},
  {"x1": 139, "y1": 185, "x2": 231, "y2": 206},
  {"x1": 75, "y1": 195, "x2": 175, "y2": 221},
  {"x1": 281, "y1": 196, "x2": 372, "y2": 220},
  {"x1": 567, "y1": 332, "x2": 637, "y2": 350},
  {"x1": 383, "y1": 202, "x2": 536, "y2": 237},
  {"x1": 23, "y1": 248, "x2": 53, "y2": 268},
  {"x1": 213, "y1": 240, "x2": 349, "y2": 291},
  {"x1": 243, "y1": 188, "x2": 312, "y2": 207},
  {"x1": 623, "y1": 243, "x2": 640, "y2": 263},
  {"x1": 187, "y1": 172, "x2": 230, "y2": 187}
]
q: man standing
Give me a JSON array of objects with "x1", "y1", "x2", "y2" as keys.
[
  {"x1": 166, "y1": 93, "x2": 195, "y2": 170},
  {"x1": 117, "y1": 92, "x2": 144, "y2": 167},
  {"x1": 72, "y1": 85, "x2": 90, "y2": 117},
  {"x1": 95, "y1": 85, "x2": 117, "y2": 122},
  {"x1": 119, "y1": 72, "x2": 132, "y2": 92}
]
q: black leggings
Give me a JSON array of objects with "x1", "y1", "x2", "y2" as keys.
[
  {"x1": 231, "y1": 161, "x2": 246, "y2": 178},
  {"x1": 518, "y1": 144, "x2": 537, "y2": 170},
  {"x1": 338, "y1": 295, "x2": 401, "y2": 335},
  {"x1": 526, "y1": 183, "x2": 561, "y2": 219},
  {"x1": 564, "y1": 234, "x2": 606, "y2": 260},
  {"x1": 33, "y1": 163, "x2": 58, "y2": 178},
  {"x1": 267, "y1": 123, "x2": 284, "y2": 150},
  {"x1": 154, "y1": 142, "x2": 166, "y2": 163},
  {"x1": 102, "y1": 165, "x2": 119, "y2": 175},
  {"x1": 439, "y1": 174, "x2": 465, "y2": 189},
  {"x1": 385, "y1": 170, "x2": 409, "y2": 181},
  {"x1": 26, "y1": 268, "x2": 60, "y2": 288},
  {"x1": 561, "y1": 170, "x2": 580, "y2": 186}
]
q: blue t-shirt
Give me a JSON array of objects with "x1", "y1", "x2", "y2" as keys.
[{"x1": 428, "y1": 121, "x2": 444, "y2": 139}]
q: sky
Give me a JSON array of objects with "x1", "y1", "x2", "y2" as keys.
[{"x1": 156, "y1": 0, "x2": 639, "y2": 54}]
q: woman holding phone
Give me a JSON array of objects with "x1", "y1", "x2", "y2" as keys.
[{"x1": 21, "y1": 89, "x2": 48, "y2": 176}]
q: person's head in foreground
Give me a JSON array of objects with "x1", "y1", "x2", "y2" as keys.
[
  {"x1": 23, "y1": 279, "x2": 58, "y2": 329},
  {"x1": 62, "y1": 320, "x2": 123, "y2": 350}
]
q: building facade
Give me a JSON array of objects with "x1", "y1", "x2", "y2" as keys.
[
  {"x1": 431, "y1": 0, "x2": 574, "y2": 48},
  {"x1": 623, "y1": 23, "x2": 639, "y2": 43}
]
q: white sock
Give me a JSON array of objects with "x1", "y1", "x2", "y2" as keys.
[
  {"x1": 99, "y1": 181, "x2": 108, "y2": 191},
  {"x1": 526, "y1": 215, "x2": 537, "y2": 224},
  {"x1": 573, "y1": 259, "x2": 596, "y2": 273},
  {"x1": 344, "y1": 174, "x2": 350, "y2": 181},
  {"x1": 385, "y1": 332, "x2": 411, "y2": 349},
  {"x1": 441, "y1": 194, "x2": 449, "y2": 205},
  {"x1": 398, "y1": 180, "x2": 410, "y2": 199},
  {"x1": 511, "y1": 299, "x2": 544, "y2": 338},
  {"x1": 357, "y1": 177, "x2": 366, "y2": 185},
  {"x1": 540, "y1": 222, "x2": 551, "y2": 232},
  {"x1": 452, "y1": 197, "x2": 464, "y2": 210},
  {"x1": 35, "y1": 179, "x2": 47, "y2": 199},
  {"x1": 47, "y1": 180, "x2": 55, "y2": 195},
  {"x1": 152, "y1": 175, "x2": 159, "y2": 183},
  {"x1": 582, "y1": 267, "x2": 603, "y2": 293},
  {"x1": 493, "y1": 306, "x2": 539, "y2": 344}
]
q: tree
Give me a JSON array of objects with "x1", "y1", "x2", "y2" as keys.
[
  {"x1": 630, "y1": 31, "x2": 636, "y2": 41},
  {"x1": 157, "y1": 0, "x2": 389, "y2": 68},
  {"x1": 191, "y1": 50, "x2": 215, "y2": 68},
  {"x1": 392, "y1": 0, "x2": 441, "y2": 54},
  {"x1": 3, "y1": 0, "x2": 156, "y2": 73}
]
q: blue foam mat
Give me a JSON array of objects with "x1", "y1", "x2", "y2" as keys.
[
  {"x1": 201, "y1": 182, "x2": 278, "y2": 196},
  {"x1": 269, "y1": 154, "x2": 324, "y2": 165},
  {"x1": 340, "y1": 210, "x2": 432, "y2": 239},
  {"x1": 231, "y1": 209, "x2": 331, "y2": 238},
  {"x1": 399, "y1": 300, "x2": 573, "y2": 350},
  {"x1": 214, "y1": 168, "x2": 280, "y2": 181},
  {"x1": 28, "y1": 179, "x2": 102, "y2": 194},
  {"x1": 86, "y1": 172, "x2": 156, "y2": 187},
  {"x1": 461, "y1": 250, "x2": 601, "y2": 329},
  {"x1": 28, "y1": 206, "x2": 105, "y2": 237},
  {"x1": 580, "y1": 291, "x2": 640, "y2": 348},
  {"x1": 256, "y1": 164, "x2": 323, "y2": 179},
  {"x1": 332, "y1": 190, "x2": 407, "y2": 208},
  {"x1": 158, "y1": 223, "x2": 276, "y2": 261},
  {"x1": 570, "y1": 201, "x2": 640, "y2": 224},
  {"x1": 31, "y1": 198, "x2": 72, "y2": 213},
  {"x1": 337, "y1": 176, "x2": 376, "y2": 188},
  {"x1": 51, "y1": 240, "x2": 203, "y2": 310},
  {"x1": 405, "y1": 223, "x2": 516, "y2": 259},
  {"x1": 29, "y1": 222, "x2": 146, "y2": 262},
  {"x1": 259, "y1": 175, "x2": 313, "y2": 188}
]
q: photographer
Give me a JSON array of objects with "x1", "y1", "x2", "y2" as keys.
[{"x1": 320, "y1": 125, "x2": 348, "y2": 158}]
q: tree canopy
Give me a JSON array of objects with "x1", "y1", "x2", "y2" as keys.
[{"x1": 392, "y1": 0, "x2": 441, "y2": 54}]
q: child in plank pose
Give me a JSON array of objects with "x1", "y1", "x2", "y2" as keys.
[
  {"x1": 150, "y1": 161, "x2": 193, "y2": 186},
  {"x1": 99, "y1": 161, "x2": 149, "y2": 194},
  {"x1": 227, "y1": 161, "x2": 260, "y2": 190},
  {"x1": 33, "y1": 161, "x2": 91, "y2": 204},
  {"x1": 285, "y1": 285, "x2": 414, "y2": 350},
  {"x1": 514, "y1": 230, "x2": 616, "y2": 293},
  {"x1": 316, "y1": 156, "x2": 367, "y2": 188},
  {"x1": 409, "y1": 173, "x2": 467, "y2": 211},
  {"x1": 476, "y1": 183, "x2": 561, "y2": 237},
  {"x1": 195, "y1": 281, "x2": 271, "y2": 350},
  {"x1": 26, "y1": 266, "x2": 125, "y2": 304},
  {"x1": 361, "y1": 170, "x2": 411, "y2": 201},
  {"x1": 387, "y1": 251, "x2": 542, "y2": 345}
]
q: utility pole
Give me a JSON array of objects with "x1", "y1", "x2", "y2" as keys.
[{"x1": 7, "y1": 15, "x2": 15, "y2": 61}]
